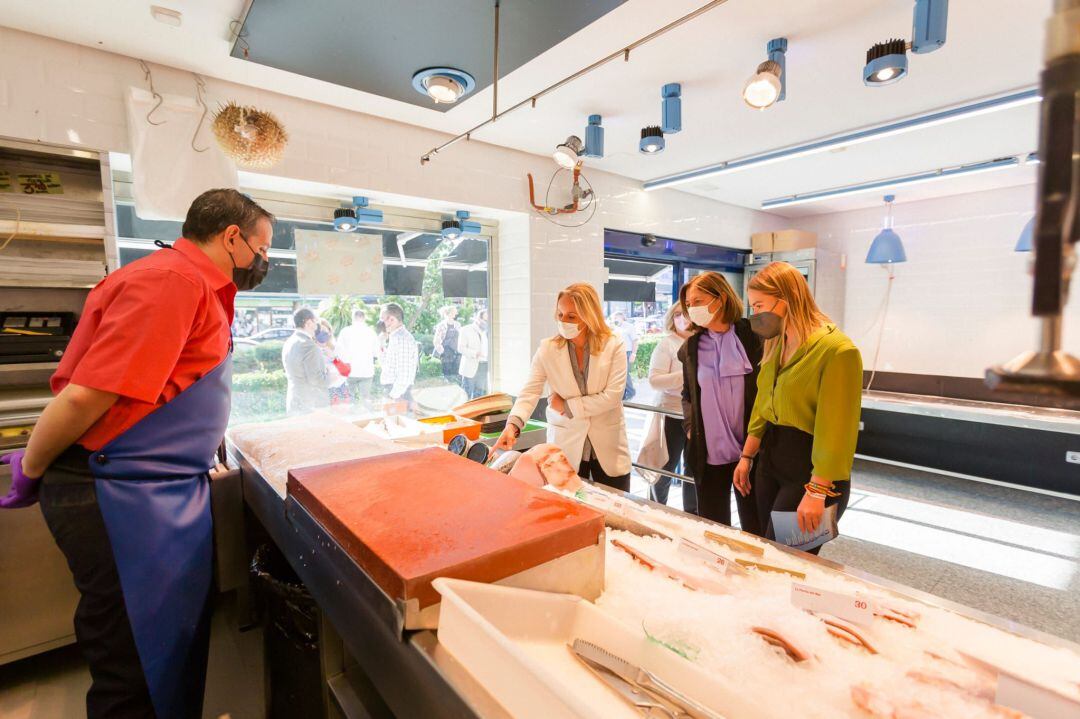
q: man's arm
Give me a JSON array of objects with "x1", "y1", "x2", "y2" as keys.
[{"x1": 22, "y1": 384, "x2": 118, "y2": 477}]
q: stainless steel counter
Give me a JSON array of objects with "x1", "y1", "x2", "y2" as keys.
[{"x1": 862, "y1": 390, "x2": 1080, "y2": 435}]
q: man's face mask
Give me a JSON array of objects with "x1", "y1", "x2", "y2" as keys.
[{"x1": 230, "y1": 233, "x2": 269, "y2": 291}]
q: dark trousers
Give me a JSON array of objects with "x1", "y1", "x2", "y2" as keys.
[
  {"x1": 579, "y1": 456, "x2": 631, "y2": 493},
  {"x1": 38, "y1": 447, "x2": 157, "y2": 719},
  {"x1": 622, "y1": 352, "x2": 636, "y2": 400},
  {"x1": 462, "y1": 361, "x2": 489, "y2": 399},
  {"x1": 756, "y1": 424, "x2": 851, "y2": 555},
  {"x1": 696, "y1": 460, "x2": 763, "y2": 536},
  {"x1": 651, "y1": 416, "x2": 698, "y2": 514}
]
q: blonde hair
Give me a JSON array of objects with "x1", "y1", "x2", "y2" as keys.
[
  {"x1": 747, "y1": 262, "x2": 831, "y2": 362},
  {"x1": 553, "y1": 283, "x2": 613, "y2": 355},
  {"x1": 663, "y1": 303, "x2": 683, "y2": 335},
  {"x1": 678, "y1": 272, "x2": 744, "y2": 330}
]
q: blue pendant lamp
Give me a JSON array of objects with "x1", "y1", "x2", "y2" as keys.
[
  {"x1": 866, "y1": 195, "x2": 907, "y2": 264},
  {"x1": 1014, "y1": 217, "x2": 1034, "y2": 252}
]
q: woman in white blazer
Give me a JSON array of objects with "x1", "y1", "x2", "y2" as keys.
[{"x1": 495, "y1": 283, "x2": 632, "y2": 490}]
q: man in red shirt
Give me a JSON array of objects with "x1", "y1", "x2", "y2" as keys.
[{"x1": 1, "y1": 189, "x2": 273, "y2": 719}]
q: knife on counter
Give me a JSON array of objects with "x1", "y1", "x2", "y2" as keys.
[
  {"x1": 571, "y1": 638, "x2": 724, "y2": 719},
  {"x1": 571, "y1": 642, "x2": 682, "y2": 718}
]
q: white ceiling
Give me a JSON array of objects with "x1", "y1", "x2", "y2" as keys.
[{"x1": 0, "y1": 0, "x2": 1051, "y2": 217}]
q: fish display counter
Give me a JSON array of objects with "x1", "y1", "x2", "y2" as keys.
[{"x1": 225, "y1": 412, "x2": 1080, "y2": 719}]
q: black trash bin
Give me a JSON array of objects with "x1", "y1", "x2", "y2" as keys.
[{"x1": 251, "y1": 544, "x2": 325, "y2": 719}]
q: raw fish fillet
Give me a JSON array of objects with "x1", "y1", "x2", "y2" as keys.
[
  {"x1": 525, "y1": 443, "x2": 583, "y2": 492},
  {"x1": 509, "y1": 452, "x2": 545, "y2": 487}
]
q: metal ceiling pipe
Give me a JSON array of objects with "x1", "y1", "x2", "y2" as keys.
[{"x1": 419, "y1": 0, "x2": 732, "y2": 165}]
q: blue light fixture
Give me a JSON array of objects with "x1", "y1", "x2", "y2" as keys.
[
  {"x1": 662, "y1": 83, "x2": 682, "y2": 133},
  {"x1": 441, "y1": 210, "x2": 480, "y2": 240},
  {"x1": 640, "y1": 126, "x2": 665, "y2": 154},
  {"x1": 583, "y1": 115, "x2": 604, "y2": 159},
  {"x1": 864, "y1": 0, "x2": 948, "y2": 86},
  {"x1": 333, "y1": 196, "x2": 383, "y2": 232},
  {"x1": 1014, "y1": 217, "x2": 1034, "y2": 252},
  {"x1": 866, "y1": 195, "x2": 907, "y2": 264},
  {"x1": 743, "y1": 38, "x2": 787, "y2": 109}
]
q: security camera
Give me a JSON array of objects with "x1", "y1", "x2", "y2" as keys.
[{"x1": 641, "y1": 233, "x2": 657, "y2": 247}]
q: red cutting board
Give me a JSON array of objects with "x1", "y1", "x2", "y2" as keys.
[{"x1": 287, "y1": 447, "x2": 604, "y2": 609}]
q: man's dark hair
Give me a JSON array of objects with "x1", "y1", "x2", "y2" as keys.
[
  {"x1": 182, "y1": 188, "x2": 275, "y2": 243},
  {"x1": 382, "y1": 303, "x2": 405, "y2": 323},
  {"x1": 293, "y1": 308, "x2": 316, "y2": 328},
  {"x1": 353, "y1": 308, "x2": 367, "y2": 321}
]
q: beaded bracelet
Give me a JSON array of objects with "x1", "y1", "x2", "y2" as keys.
[{"x1": 804, "y1": 482, "x2": 840, "y2": 498}]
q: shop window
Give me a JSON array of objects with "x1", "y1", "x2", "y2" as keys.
[{"x1": 114, "y1": 200, "x2": 493, "y2": 426}]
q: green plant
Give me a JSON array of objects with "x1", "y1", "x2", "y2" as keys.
[
  {"x1": 232, "y1": 346, "x2": 260, "y2": 374},
  {"x1": 633, "y1": 336, "x2": 661, "y2": 379},
  {"x1": 253, "y1": 340, "x2": 286, "y2": 369},
  {"x1": 320, "y1": 295, "x2": 369, "y2": 335}
]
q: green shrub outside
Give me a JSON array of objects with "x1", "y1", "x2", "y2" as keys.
[{"x1": 633, "y1": 335, "x2": 661, "y2": 379}]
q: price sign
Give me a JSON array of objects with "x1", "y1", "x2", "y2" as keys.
[
  {"x1": 678, "y1": 538, "x2": 748, "y2": 576},
  {"x1": 960, "y1": 652, "x2": 1080, "y2": 719},
  {"x1": 790, "y1": 582, "x2": 874, "y2": 627}
]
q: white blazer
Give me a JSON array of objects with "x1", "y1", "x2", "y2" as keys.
[
  {"x1": 456, "y1": 322, "x2": 488, "y2": 379},
  {"x1": 508, "y1": 334, "x2": 631, "y2": 477}
]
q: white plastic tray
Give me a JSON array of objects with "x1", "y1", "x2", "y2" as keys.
[{"x1": 433, "y1": 578, "x2": 771, "y2": 719}]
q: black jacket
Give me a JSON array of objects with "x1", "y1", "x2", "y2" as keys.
[{"x1": 678, "y1": 318, "x2": 763, "y2": 479}]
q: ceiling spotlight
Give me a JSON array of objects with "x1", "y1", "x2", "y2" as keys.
[
  {"x1": 333, "y1": 196, "x2": 383, "y2": 232},
  {"x1": 863, "y1": 0, "x2": 948, "y2": 87},
  {"x1": 150, "y1": 5, "x2": 182, "y2": 27},
  {"x1": 553, "y1": 135, "x2": 585, "y2": 169},
  {"x1": 639, "y1": 126, "x2": 665, "y2": 154},
  {"x1": 743, "y1": 38, "x2": 787, "y2": 109},
  {"x1": 411, "y1": 67, "x2": 477, "y2": 104},
  {"x1": 641, "y1": 233, "x2": 657, "y2": 247},
  {"x1": 333, "y1": 208, "x2": 357, "y2": 233},
  {"x1": 582, "y1": 115, "x2": 605, "y2": 159},
  {"x1": 441, "y1": 220, "x2": 462, "y2": 240},
  {"x1": 864, "y1": 40, "x2": 909, "y2": 86}
]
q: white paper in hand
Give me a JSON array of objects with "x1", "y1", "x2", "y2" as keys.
[{"x1": 770, "y1": 505, "x2": 838, "y2": 551}]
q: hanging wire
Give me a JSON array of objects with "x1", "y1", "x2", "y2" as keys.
[
  {"x1": 536, "y1": 168, "x2": 598, "y2": 228},
  {"x1": 0, "y1": 207, "x2": 21, "y2": 252},
  {"x1": 138, "y1": 59, "x2": 165, "y2": 125},
  {"x1": 229, "y1": 19, "x2": 251, "y2": 59},
  {"x1": 192, "y1": 74, "x2": 210, "y2": 152}
]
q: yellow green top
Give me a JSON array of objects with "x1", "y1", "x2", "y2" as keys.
[{"x1": 748, "y1": 324, "x2": 863, "y2": 482}]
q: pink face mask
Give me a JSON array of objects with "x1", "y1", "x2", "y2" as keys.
[{"x1": 674, "y1": 315, "x2": 690, "y2": 332}]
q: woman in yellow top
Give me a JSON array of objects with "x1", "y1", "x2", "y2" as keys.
[{"x1": 732, "y1": 262, "x2": 862, "y2": 554}]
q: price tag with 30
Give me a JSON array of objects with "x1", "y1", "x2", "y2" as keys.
[{"x1": 790, "y1": 582, "x2": 874, "y2": 627}]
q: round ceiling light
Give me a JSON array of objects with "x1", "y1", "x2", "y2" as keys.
[
  {"x1": 639, "y1": 126, "x2": 665, "y2": 154},
  {"x1": 863, "y1": 40, "x2": 908, "y2": 86},
  {"x1": 743, "y1": 60, "x2": 783, "y2": 109},
  {"x1": 412, "y1": 68, "x2": 477, "y2": 104},
  {"x1": 553, "y1": 135, "x2": 585, "y2": 169},
  {"x1": 333, "y1": 208, "x2": 357, "y2": 232}
]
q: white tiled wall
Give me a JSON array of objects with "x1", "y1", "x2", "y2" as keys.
[
  {"x1": 0, "y1": 27, "x2": 784, "y2": 380},
  {"x1": 799, "y1": 184, "x2": 1080, "y2": 379}
]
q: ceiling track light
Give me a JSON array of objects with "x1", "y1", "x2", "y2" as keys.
[
  {"x1": 553, "y1": 135, "x2": 585, "y2": 169},
  {"x1": 411, "y1": 67, "x2": 477, "y2": 104},
  {"x1": 743, "y1": 37, "x2": 788, "y2": 109},
  {"x1": 441, "y1": 210, "x2": 481, "y2": 240},
  {"x1": 333, "y1": 196, "x2": 384, "y2": 232},
  {"x1": 582, "y1": 115, "x2": 605, "y2": 159},
  {"x1": 863, "y1": 0, "x2": 948, "y2": 87},
  {"x1": 640, "y1": 126, "x2": 665, "y2": 154}
]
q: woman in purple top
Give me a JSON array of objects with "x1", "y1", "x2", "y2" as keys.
[{"x1": 677, "y1": 272, "x2": 764, "y2": 535}]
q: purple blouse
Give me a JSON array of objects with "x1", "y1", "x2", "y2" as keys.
[{"x1": 696, "y1": 328, "x2": 752, "y2": 465}]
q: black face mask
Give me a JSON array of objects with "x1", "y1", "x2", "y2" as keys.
[
  {"x1": 230, "y1": 233, "x2": 269, "y2": 291},
  {"x1": 749, "y1": 300, "x2": 784, "y2": 339}
]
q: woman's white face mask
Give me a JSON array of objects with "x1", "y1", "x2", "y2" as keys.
[
  {"x1": 558, "y1": 321, "x2": 582, "y2": 340},
  {"x1": 687, "y1": 302, "x2": 716, "y2": 327}
]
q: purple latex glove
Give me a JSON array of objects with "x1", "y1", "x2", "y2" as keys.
[{"x1": 0, "y1": 450, "x2": 41, "y2": 509}]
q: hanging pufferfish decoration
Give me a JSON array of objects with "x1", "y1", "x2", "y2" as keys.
[{"x1": 211, "y1": 102, "x2": 288, "y2": 168}]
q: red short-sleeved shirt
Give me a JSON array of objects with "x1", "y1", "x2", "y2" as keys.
[{"x1": 51, "y1": 238, "x2": 237, "y2": 451}]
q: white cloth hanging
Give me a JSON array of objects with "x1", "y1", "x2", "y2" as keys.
[{"x1": 125, "y1": 87, "x2": 238, "y2": 221}]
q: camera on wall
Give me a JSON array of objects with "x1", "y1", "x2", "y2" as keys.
[{"x1": 641, "y1": 233, "x2": 657, "y2": 247}]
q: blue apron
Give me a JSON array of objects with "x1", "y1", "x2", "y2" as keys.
[{"x1": 88, "y1": 356, "x2": 231, "y2": 719}]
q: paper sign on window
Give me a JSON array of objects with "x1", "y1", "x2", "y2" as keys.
[
  {"x1": 0, "y1": 171, "x2": 12, "y2": 192},
  {"x1": 295, "y1": 229, "x2": 385, "y2": 296},
  {"x1": 17, "y1": 172, "x2": 63, "y2": 194}
]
